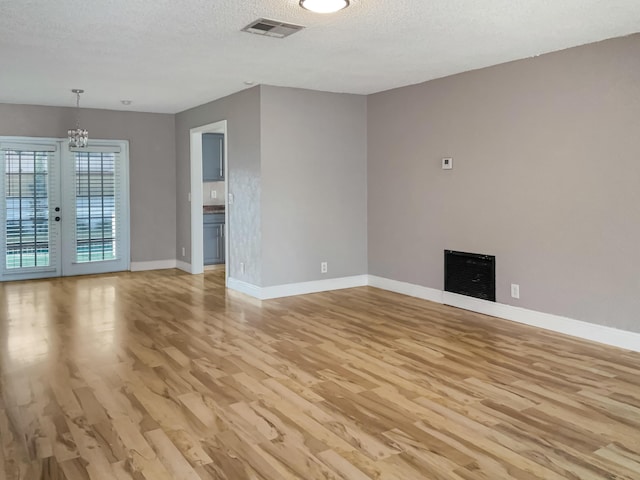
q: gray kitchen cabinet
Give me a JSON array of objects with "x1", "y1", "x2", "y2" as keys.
[
  {"x1": 202, "y1": 133, "x2": 224, "y2": 182},
  {"x1": 204, "y1": 213, "x2": 225, "y2": 265}
]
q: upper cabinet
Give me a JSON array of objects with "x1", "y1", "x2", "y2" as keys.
[{"x1": 202, "y1": 133, "x2": 224, "y2": 182}]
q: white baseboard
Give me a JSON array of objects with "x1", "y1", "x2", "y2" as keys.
[
  {"x1": 368, "y1": 275, "x2": 443, "y2": 303},
  {"x1": 130, "y1": 259, "x2": 177, "y2": 272},
  {"x1": 261, "y1": 275, "x2": 369, "y2": 300},
  {"x1": 180, "y1": 266, "x2": 640, "y2": 352},
  {"x1": 366, "y1": 275, "x2": 640, "y2": 353},
  {"x1": 227, "y1": 277, "x2": 262, "y2": 299},
  {"x1": 227, "y1": 275, "x2": 369, "y2": 301},
  {"x1": 176, "y1": 260, "x2": 192, "y2": 273},
  {"x1": 442, "y1": 291, "x2": 640, "y2": 353}
]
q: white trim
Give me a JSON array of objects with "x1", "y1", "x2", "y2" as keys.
[
  {"x1": 368, "y1": 275, "x2": 443, "y2": 303},
  {"x1": 189, "y1": 130, "x2": 204, "y2": 275},
  {"x1": 441, "y1": 291, "x2": 640, "y2": 353},
  {"x1": 261, "y1": 275, "x2": 369, "y2": 300},
  {"x1": 1, "y1": 142, "x2": 57, "y2": 152},
  {"x1": 227, "y1": 277, "x2": 263, "y2": 299},
  {"x1": 176, "y1": 260, "x2": 192, "y2": 273},
  {"x1": 366, "y1": 275, "x2": 640, "y2": 353},
  {"x1": 227, "y1": 275, "x2": 369, "y2": 300},
  {"x1": 442, "y1": 291, "x2": 509, "y2": 317},
  {"x1": 223, "y1": 126, "x2": 229, "y2": 287},
  {"x1": 70, "y1": 145, "x2": 121, "y2": 154},
  {"x1": 130, "y1": 260, "x2": 177, "y2": 271}
]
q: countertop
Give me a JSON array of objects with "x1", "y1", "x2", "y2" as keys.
[{"x1": 203, "y1": 205, "x2": 225, "y2": 214}]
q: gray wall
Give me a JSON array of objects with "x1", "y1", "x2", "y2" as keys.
[
  {"x1": 0, "y1": 103, "x2": 176, "y2": 263},
  {"x1": 368, "y1": 34, "x2": 640, "y2": 332},
  {"x1": 260, "y1": 86, "x2": 368, "y2": 286},
  {"x1": 174, "y1": 87, "x2": 262, "y2": 285},
  {"x1": 6, "y1": 34, "x2": 637, "y2": 336}
]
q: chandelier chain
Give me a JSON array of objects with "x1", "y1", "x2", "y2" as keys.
[{"x1": 68, "y1": 89, "x2": 88, "y2": 148}]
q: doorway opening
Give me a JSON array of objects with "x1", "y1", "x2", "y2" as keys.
[{"x1": 189, "y1": 120, "x2": 228, "y2": 284}]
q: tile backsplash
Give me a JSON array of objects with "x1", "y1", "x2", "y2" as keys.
[{"x1": 203, "y1": 181, "x2": 225, "y2": 205}]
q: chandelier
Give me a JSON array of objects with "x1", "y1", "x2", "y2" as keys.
[{"x1": 68, "y1": 89, "x2": 88, "y2": 148}]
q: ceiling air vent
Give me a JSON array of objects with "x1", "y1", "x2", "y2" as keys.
[{"x1": 242, "y1": 18, "x2": 305, "y2": 38}]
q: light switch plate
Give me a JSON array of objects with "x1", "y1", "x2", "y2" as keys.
[{"x1": 442, "y1": 157, "x2": 453, "y2": 169}]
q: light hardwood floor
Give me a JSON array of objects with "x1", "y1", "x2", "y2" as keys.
[{"x1": 1, "y1": 269, "x2": 639, "y2": 479}]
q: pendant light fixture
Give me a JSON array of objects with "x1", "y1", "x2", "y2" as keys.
[
  {"x1": 68, "y1": 89, "x2": 88, "y2": 148},
  {"x1": 299, "y1": 0, "x2": 349, "y2": 14}
]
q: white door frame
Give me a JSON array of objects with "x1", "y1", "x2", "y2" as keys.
[{"x1": 189, "y1": 120, "x2": 228, "y2": 283}]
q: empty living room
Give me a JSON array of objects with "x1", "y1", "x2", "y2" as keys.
[{"x1": 1, "y1": 1, "x2": 639, "y2": 479}]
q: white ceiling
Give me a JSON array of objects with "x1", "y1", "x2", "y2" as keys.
[{"x1": 1, "y1": 0, "x2": 639, "y2": 114}]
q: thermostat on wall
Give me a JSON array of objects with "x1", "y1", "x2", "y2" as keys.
[{"x1": 442, "y1": 157, "x2": 453, "y2": 169}]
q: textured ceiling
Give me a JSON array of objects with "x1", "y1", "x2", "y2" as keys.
[{"x1": 1, "y1": 0, "x2": 639, "y2": 113}]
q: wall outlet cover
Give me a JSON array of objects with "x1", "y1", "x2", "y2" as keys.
[{"x1": 442, "y1": 157, "x2": 453, "y2": 169}]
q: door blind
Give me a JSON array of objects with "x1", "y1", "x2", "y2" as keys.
[
  {"x1": 1, "y1": 144, "x2": 58, "y2": 273},
  {"x1": 72, "y1": 148, "x2": 122, "y2": 263}
]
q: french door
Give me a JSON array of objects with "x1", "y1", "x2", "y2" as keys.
[{"x1": 0, "y1": 138, "x2": 129, "y2": 281}]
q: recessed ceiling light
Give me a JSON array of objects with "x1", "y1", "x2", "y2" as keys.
[
  {"x1": 121, "y1": 100, "x2": 132, "y2": 105},
  {"x1": 299, "y1": 0, "x2": 349, "y2": 14},
  {"x1": 244, "y1": 81, "x2": 255, "y2": 86}
]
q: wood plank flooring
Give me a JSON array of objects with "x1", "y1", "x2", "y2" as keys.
[{"x1": 1, "y1": 268, "x2": 640, "y2": 479}]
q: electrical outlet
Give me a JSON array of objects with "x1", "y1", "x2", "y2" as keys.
[
  {"x1": 511, "y1": 284, "x2": 520, "y2": 299},
  {"x1": 181, "y1": 247, "x2": 186, "y2": 257},
  {"x1": 210, "y1": 190, "x2": 217, "y2": 199},
  {"x1": 240, "y1": 262, "x2": 245, "y2": 274},
  {"x1": 442, "y1": 157, "x2": 453, "y2": 169},
  {"x1": 228, "y1": 193, "x2": 234, "y2": 204},
  {"x1": 321, "y1": 262, "x2": 328, "y2": 274}
]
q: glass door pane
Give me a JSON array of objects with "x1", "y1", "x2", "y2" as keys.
[
  {"x1": 62, "y1": 142, "x2": 129, "y2": 276},
  {"x1": 1, "y1": 144, "x2": 61, "y2": 280},
  {"x1": 74, "y1": 151, "x2": 117, "y2": 263}
]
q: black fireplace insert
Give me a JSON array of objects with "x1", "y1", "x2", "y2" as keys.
[{"x1": 444, "y1": 250, "x2": 495, "y2": 301}]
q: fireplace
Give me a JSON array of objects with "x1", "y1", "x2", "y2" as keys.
[{"x1": 444, "y1": 250, "x2": 495, "y2": 301}]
